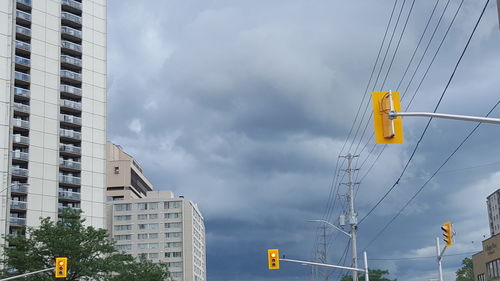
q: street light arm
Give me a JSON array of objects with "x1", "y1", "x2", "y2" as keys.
[{"x1": 308, "y1": 219, "x2": 352, "y2": 238}]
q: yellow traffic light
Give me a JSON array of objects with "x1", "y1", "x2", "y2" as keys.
[
  {"x1": 372, "y1": 92, "x2": 404, "y2": 144},
  {"x1": 268, "y1": 249, "x2": 280, "y2": 270},
  {"x1": 441, "y1": 222, "x2": 453, "y2": 247},
  {"x1": 55, "y1": 257, "x2": 68, "y2": 278}
]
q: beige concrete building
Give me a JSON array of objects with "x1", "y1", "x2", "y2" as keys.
[
  {"x1": 472, "y1": 234, "x2": 500, "y2": 281},
  {"x1": 0, "y1": 0, "x2": 107, "y2": 241},
  {"x1": 108, "y1": 191, "x2": 207, "y2": 281},
  {"x1": 106, "y1": 141, "x2": 153, "y2": 200}
]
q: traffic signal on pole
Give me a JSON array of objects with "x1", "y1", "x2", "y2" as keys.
[
  {"x1": 55, "y1": 257, "x2": 68, "y2": 278},
  {"x1": 441, "y1": 222, "x2": 453, "y2": 247},
  {"x1": 372, "y1": 92, "x2": 404, "y2": 144},
  {"x1": 268, "y1": 249, "x2": 280, "y2": 270}
]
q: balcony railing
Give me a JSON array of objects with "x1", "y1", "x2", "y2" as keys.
[
  {"x1": 12, "y1": 135, "x2": 29, "y2": 145},
  {"x1": 61, "y1": 0, "x2": 82, "y2": 11},
  {"x1": 59, "y1": 159, "x2": 81, "y2": 170},
  {"x1": 16, "y1": 0, "x2": 32, "y2": 6},
  {"x1": 61, "y1": 12, "x2": 82, "y2": 25},
  {"x1": 12, "y1": 118, "x2": 29, "y2": 129},
  {"x1": 10, "y1": 201, "x2": 27, "y2": 210},
  {"x1": 61, "y1": 40, "x2": 82, "y2": 53},
  {"x1": 16, "y1": 10, "x2": 31, "y2": 22},
  {"x1": 15, "y1": 56, "x2": 30, "y2": 67},
  {"x1": 60, "y1": 70, "x2": 82, "y2": 82},
  {"x1": 11, "y1": 183, "x2": 28, "y2": 193},
  {"x1": 11, "y1": 167, "x2": 28, "y2": 177},
  {"x1": 61, "y1": 26, "x2": 82, "y2": 39},
  {"x1": 59, "y1": 174, "x2": 81, "y2": 185},
  {"x1": 15, "y1": 40, "x2": 30, "y2": 52},
  {"x1": 59, "y1": 190, "x2": 81, "y2": 200},
  {"x1": 60, "y1": 84, "x2": 82, "y2": 96},
  {"x1": 15, "y1": 25, "x2": 31, "y2": 37},
  {"x1": 60, "y1": 144, "x2": 81, "y2": 155},
  {"x1": 14, "y1": 71, "x2": 30, "y2": 83},
  {"x1": 58, "y1": 206, "x2": 81, "y2": 213},
  {"x1": 59, "y1": 129, "x2": 81, "y2": 140},
  {"x1": 13, "y1": 103, "x2": 30, "y2": 114},
  {"x1": 12, "y1": 151, "x2": 29, "y2": 161},
  {"x1": 60, "y1": 99, "x2": 82, "y2": 110},
  {"x1": 61, "y1": 55, "x2": 82, "y2": 68},
  {"x1": 14, "y1": 87, "x2": 30, "y2": 99},
  {"x1": 60, "y1": 114, "x2": 82, "y2": 125},
  {"x1": 9, "y1": 217, "x2": 26, "y2": 226}
]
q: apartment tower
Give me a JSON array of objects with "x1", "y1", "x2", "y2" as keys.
[
  {"x1": 487, "y1": 189, "x2": 500, "y2": 236},
  {"x1": 0, "y1": 0, "x2": 107, "y2": 240}
]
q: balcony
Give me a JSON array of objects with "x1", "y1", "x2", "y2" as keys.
[
  {"x1": 59, "y1": 129, "x2": 81, "y2": 141},
  {"x1": 59, "y1": 159, "x2": 81, "y2": 171},
  {"x1": 60, "y1": 84, "x2": 82, "y2": 98},
  {"x1": 61, "y1": 12, "x2": 82, "y2": 27},
  {"x1": 14, "y1": 71, "x2": 30, "y2": 85},
  {"x1": 59, "y1": 174, "x2": 81, "y2": 186},
  {"x1": 13, "y1": 103, "x2": 30, "y2": 115},
  {"x1": 12, "y1": 118, "x2": 29, "y2": 130},
  {"x1": 60, "y1": 99, "x2": 82, "y2": 112},
  {"x1": 60, "y1": 70, "x2": 82, "y2": 84},
  {"x1": 12, "y1": 135, "x2": 29, "y2": 146},
  {"x1": 12, "y1": 151, "x2": 29, "y2": 161},
  {"x1": 59, "y1": 190, "x2": 81, "y2": 201},
  {"x1": 11, "y1": 183, "x2": 28, "y2": 194},
  {"x1": 16, "y1": 10, "x2": 31, "y2": 25},
  {"x1": 10, "y1": 201, "x2": 27, "y2": 210},
  {"x1": 15, "y1": 25, "x2": 31, "y2": 40},
  {"x1": 58, "y1": 206, "x2": 81, "y2": 213},
  {"x1": 61, "y1": 0, "x2": 82, "y2": 14},
  {"x1": 9, "y1": 217, "x2": 27, "y2": 226},
  {"x1": 60, "y1": 114, "x2": 81, "y2": 126},
  {"x1": 11, "y1": 167, "x2": 28, "y2": 177},
  {"x1": 61, "y1": 55, "x2": 82, "y2": 69},
  {"x1": 61, "y1": 40, "x2": 82, "y2": 55},
  {"x1": 61, "y1": 26, "x2": 82, "y2": 41},
  {"x1": 14, "y1": 87, "x2": 30, "y2": 100},
  {"x1": 15, "y1": 40, "x2": 30, "y2": 55},
  {"x1": 15, "y1": 56, "x2": 30, "y2": 70},
  {"x1": 59, "y1": 144, "x2": 81, "y2": 156}
]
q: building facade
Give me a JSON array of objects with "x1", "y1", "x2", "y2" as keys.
[
  {"x1": 106, "y1": 141, "x2": 153, "y2": 200},
  {"x1": 487, "y1": 189, "x2": 500, "y2": 236},
  {"x1": 472, "y1": 234, "x2": 500, "y2": 281},
  {"x1": 0, "y1": 0, "x2": 107, "y2": 240},
  {"x1": 108, "y1": 191, "x2": 207, "y2": 281}
]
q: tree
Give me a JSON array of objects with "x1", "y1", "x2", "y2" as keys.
[
  {"x1": 341, "y1": 269, "x2": 397, "y2": 281},
  {"x1": 110, "y1": 256, "x2": 170, "y2": 281},
  {"x1": 456, "y1": 257, "x2": 473, "y2": 281},
  {"x1": 2, "y1": 209, "x2": 169, "y2": 280}
]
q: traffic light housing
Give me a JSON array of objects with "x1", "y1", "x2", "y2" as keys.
[
  {"x1": 372, "y1": 92, "x2": 404, "y2": 144},
  {"x1": 268, "y1": 249, "x2": 280, "y2": 270},
  {"x1": 55, "y1": 257, "x2": 68, "y2": 278},
  {"x1": 441, "y1": 222, "x2": 453, "y2": 247}
]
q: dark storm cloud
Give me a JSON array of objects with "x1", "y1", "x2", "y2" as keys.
[{"x1": 107, "y1": 1, "x2": 500, "y2": 280}]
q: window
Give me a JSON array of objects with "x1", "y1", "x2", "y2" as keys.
[
  {"x1": 478, "y1": 273, "x2": 485, "y2": 281},
  {"x1": 115, "y1": 244, "x2": 132, "y2": 251},
  {"x1": 114, "y1": 234, "x2": 131, "y2": 241},
  {"x1": 114, "y1": 225, "x2": 132, "y2": 231},
  {"x1": 114, "y1": 204, "x2": 132, "y2": 211},
  {"x1": 114, "y1": 167, "x2": 119, "y2": 174},
  {"x1": 169, "y1": 272, "x2": 183, "y2": 278},
  {"x1": 139, "y1": 223, "x2": 158, "y2": 230},
  {"x1": 165, "y1": 213, "x2": 182, "y2": 219},
  {"x1": 138, "y1": 243, "x2": 158, "y2": 249},
  {"x1": 138, "y1": 233, "x2": 148, "y2": 240},
  {"x1": 148, "y1": 202, "x2": 158, "y2": 210},
  {"x1": 138, "y1": 202, "x2": 158, "y2": 210},
  {"x1": 487, "y1": 259, "x2": 500, "y2": 278},
  {"x1": 165, "y1": 232, "x2": 182, "y2": 238},
  {"x1": 165, "y1": 251, "x2": 182, "y2": 258},
  {"x1": 166, "y1": 262, "x2": 182, "y2": 268},
  {"x1": 165, "y1": 222, "x2": 182, "y2": 229},
  {"x1": 149, "y1": 214, "x2": 158, "y2": 219},
  {"x1": 149, "y1": 233, "x2": 159, "y2": 239},
  {"x1": 149, "y1": 253, "x2": 159, "y2": 259},
  {"x1": 164, "y1": 201, "x2": 181, "y2": 209},
  {"x1": 138, "y1": 214, "x2": 147, "y2": 220},
  {"x1": 165, "y1": 242, "x2": 182, "y2": 248},
  {"x1": 115, "y1": 215, "x2": 132, "y2": 221}
]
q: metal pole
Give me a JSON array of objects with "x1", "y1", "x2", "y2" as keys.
[
  {"x1": 436, "y1": 237, "x2": 443, "y2": 281},
  {"x1": 280, "y1": 258, "x2": 366, "y2": 272},
  {"x1": 390, "y1": 111, "x2": 500, "y2": 124},
  {"x1": 364, "y1": 251, "x2": 369, "y2": 281},
  {"x1": 347, "y1": 154, "x2": 358, "y2": 281},
  {"x1": 0, "y1": 267, "x2": 55, "y2": 281},
  {"x1": 322, "y1": 224, "x2": 328, "y2": 281}
]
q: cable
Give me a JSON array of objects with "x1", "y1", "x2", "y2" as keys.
[
  {"x1": 358, "y1": 0, "x2": 468, "y2": 225},
  {"x1": 363, "y1": 99, "x2": 499, "y2": 250}
]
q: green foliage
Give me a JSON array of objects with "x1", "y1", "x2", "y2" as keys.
[
  {"x1": 110, "y1": 256, "x2": 170, "y2": 281},
  {"x1": 2, "y1": 209, "x2": 169, "y2": 280},
  {"x1": 456, "y1": 257, "x2": 473, "y2": 281},
  {"x1": 341, "y1": 269, "x2": 397, "y2": 281}
]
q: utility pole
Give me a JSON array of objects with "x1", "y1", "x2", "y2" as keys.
[{"x1": 342, "y1": 153, "x2": 359, "y2": 281}]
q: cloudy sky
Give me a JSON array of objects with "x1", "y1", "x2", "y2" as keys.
[{"x1": 106, "y1": 1, "x2": 500, "y2": 280}]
